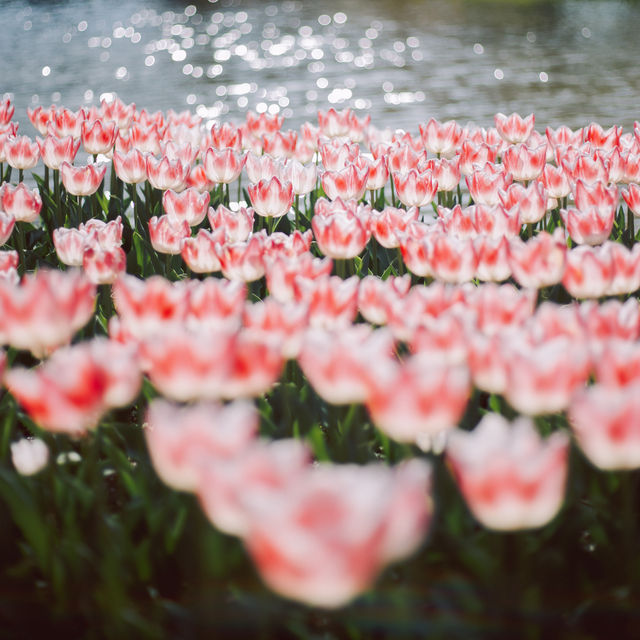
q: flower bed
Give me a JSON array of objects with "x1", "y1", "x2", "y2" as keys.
[{"x1": 1, "y1": 97, "x2": 639, "y2": 637}]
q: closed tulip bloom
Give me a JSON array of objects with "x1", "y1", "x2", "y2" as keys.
[
  {"x1": 321, "y1": 163, "x2": 369, "y2": 201},
  {"x1": 312, "y1": 211, "x2": 369, "y2": 260},
  {"x1": 203, "y1": 147, "x2": 246, "y2": 184},
  {"x1": 208, "y1": 204, "x2": 254, "y2": 243},
  {"x1": 0, "y1": 99, "x2": 13, "y2": 126},
  {"x1": 393, "y1": 169, "x2": 438, "y2": 208},
  {"x1": 112, "y1": 274, "x2": 190, "y2": 339},
  {"x1": 0, "y1": 212, "x2": 15, "y2": 246},
  {"x1": 499, "y1": 181, "x2": 548, "y2": 225},
  {"x1": 430, "y1": 233, "x2": 478, "y2": 284},
  {"x1": 502, "y1": 143, "x2": 547, "y2": 181},
  {"x1": 371, "y1": 206, "x2": 420, "y2": 249},
  {"x1": 561, "y1": 206, "x2": 614, "y2": 246},
  {"x1": 298, "y1": 326, "x2": 395, "y2": 405},
  {"x1": 419, "y1": 118, "x2": 465, "y2": 156},
  {"x1": 265, "y1": 253, "x2": 333, "y2": 303},
  {"x1": 262, "y1": 130, "x2": 298, "y2": 159},
  {"x1": 622, "y1": 183, "x2": 640, "y2": 216},
  {"x1": 53, "y1": 227, "x2": 89, "y2": 266},
  {"x1": 146, "y1": 399, "x2": 258, "y2": 492},
  {"x1": 246, "y1": 110, "x2": 284, "y2": 139},
  {"x1": 474, "y1": 235, "x2": 511, "y2": 282},
  {"x1": 242, "y1": 298, "x2": 309, "y2": 360},
  {"x1": 248, "y1": 176, "x2": 294, "y2": 218},
  {"x1": 0, "y1": 182, "x2": 42, "y2": 223},
  {"x1": 245, "y1": 152, "x2": 284, "y2": 184},
  {"x1": 11, "y1": 438, "x2": 49, "y2": 476},
  {"x1": 218, "y1": 233, "x2": 266, "y2": 282},
  {"x1": 296, "y1": 275, "x2": 359, "y2": 329},
  {"x1": 113, "y1": 148, "x2": 147, "y2": 184},
  {"x1": 458, "y1": 140, "x2": 498, "y2": 176},
  {"x1": 60, "y1": 161, "x2": 107, "y2": 196},
  {"x1": 219, "y1": 328, "x2": 285, "y2": 399},
  {"x1": 387, "y1": 144, "x2": 426, "y2": 174},
  {"x1": 366, "y1": 353, "x2": 470, "y2": 446},
  {"x1": 358, "y1": 274, "x2": 412, "y2": 326},
  {"x1": 570, "y1": 384, "x2": 640, "y2": 470},
  {"x1": 187, "y1": 277, "x2": 246, "y2": 331},
  {"x1": 27, "y1": 105, "x2": 54, "y2": 135},
  {"x1": 50, "y1": 107, "x2": 86, "y2": 139},
  {"x1": 466, "y1": 164, "x2": 513, "y2": 206},
  {"x1": 282, "y1": 159, "x2": 317, "y2": 195},
  {"x1": 146, "y1": 155, "x2": 189, "y2": 191},
  {"x1": 130, "y1": 122, "x2": 163, "y2": 155},
  {"x1": 6, "y1": 338, "x2": 141, "y2": 435},
  {"x1": 319, "y1": 138, "x2": 360, "y2": 172},
  {"x1": 494, "y1": 112, "x2": 535, "y2": 144},
  {"x1": 181, "y1": 228, "x2": 224, "y2": 273},
  {"x1": 81, "y1": 119, "x2": 117, "y2": 155},
  {"x1": 185, "y1": 164, "x2": 215, "y2": 193},
  {"x1": 5, "y1": 135, "x2": 40, "y2": 170},
  {"x1": 0, "y1": 269, "x2": 96, "y2": 357},
  {"x1": 140, "y1": 327, "x2": 237, "y2": 401},
  {"x1": 0, "y1": 250, "x2": 19, "y2": 284},
  {"x1": 447, "y1": 413, "x2": 569, "y2": 530},
  {"x1": 508, "y1": 229, "x2": 567, "y2": 289},
  {"x1": 264, "y1": 229, "x2": 313, "y2": 258},
  {"x1": 82, "y1": 244, "x2": 126, "y2": 285},
  {"x1": 540, "y1": 164, "x2": 571, "y2": 199},
  {"x1": 504, "y1": 336, "x2": 591, "y2": 415},
  {"x1": 148, "y1": 214, "x2": 191, "y2": 255},
  {"x1": 162, "y1": 188, "x2": 210, "y2": 226},
  {"x1": 37, "y1": 134, "x2": 80, "y2": 170},
  {"x1": 318, "y1": 107, "x2": 351, "y2": 138},
  {"x1": 242, "y1": 459, "x2": 432, "y2": 608},
  {"x1": 561, "y1": 153, "x2": 608, "y2": 186}
]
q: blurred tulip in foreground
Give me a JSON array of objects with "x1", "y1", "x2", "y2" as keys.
[
  {"x1": 447, "y1": 413, "x2": 569, "y2": 530},
  {"x1": 11, "y1": 438, "x2": 49, "y2": 476}
]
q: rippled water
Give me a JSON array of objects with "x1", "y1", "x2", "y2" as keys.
[{"x1": 3, "y1": 0, "x2": 640, "y2": 132}]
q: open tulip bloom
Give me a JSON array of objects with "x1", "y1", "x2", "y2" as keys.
[{"x1": 3, "y1": 92, "x2": 640, "y2": 638}]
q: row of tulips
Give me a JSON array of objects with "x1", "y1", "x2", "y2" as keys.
[{"x1": 2, "y1": 94, "x2": 640, "y2": 633}]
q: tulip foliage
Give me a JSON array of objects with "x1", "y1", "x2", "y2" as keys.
[{"x1": 1, "y1": 97, "x2": 640, "y2": 637}]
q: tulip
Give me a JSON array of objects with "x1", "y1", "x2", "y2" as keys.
[
  {"x1": 112, "y1": 274, "x2": 190, "y2": 339},
  {"x1": 447, "y1": 413, "x2": 569, "y2": 530},
  {"x1": 357, "y1": 274, "x2": 411, "y2": 326},
  {"x1": 11, "y1": 438, "x2": 49, "y2": 476},
  {"x1": 0, "y1": 182, "x2": 42, "y2": 223},
  {"x1": 246, "y1": 111, "x2": 283, "y2": 139},
  {"x1": 6, "y1": 338, "x2": 141, "y2": 434},
  {"x1": 208, "y1": 204, "x2": 254, "y2": 243},
  {"x1": 298, "y1": 326, "x2": 395, "y2": 405},
  {"x1": 508, "y1": 229, "x2": 567, "y2": 289},
  {"x1": 365, "y1": 353, "x2": 470, "y2": 446},
  {"x1": 181, "y1": 228, "x2": 224, "y2": 273},
  {"x1": 312, "y1": 211, "x2": 369, "y2": 260},
  {"x1": 296, "y1": 275, "x2": 359, "y2": 329},
  {"x1": 37, "y1": 134, "x2": 80, "y2": 170},
  {"x1": 392, "y1": 169, "x2": 438, "y2": 208},
  {"x1": 148, "y1": 214, "x2": 191, "y2": 255},
  {"x1": 60, "y1": 161, "x2": 107, "y2": 196},
  {"x1": 81, "y1": 119, "x2": 117, "y2": 155},
  {"x1": 321, "y1": 163, "x2": 369, "y2": 202},
  {"x1": 146, "y1": 399, "x2": 258, "y2": 492},
  {"x1": 50, "y1": 107, "x2": 86, "y2": 139},
  {"x1": 82, "y1": 244, "x2": 126, "y2": 285},
  {"x1": 264, "y1": 253, "x2": 333, "y2": 303},
  {"x1": 113, "y1": 148, "x2": 147, "y2": 184},
  {"x1": 248, "y1": 176, "x2": 294, "y2": 218},
  {"x1": 162, "y1": 188, "x2": 210, "y2": 226},
  {"x1": 494, "y1": 112, "x2": 535, "y2": 144},
  {"x1": 217, "y1": 234, "x2": 266, "y2": 282},
  {"x1": 245, "y1": 152, "x2": 284, "y2": 184},
  {"x1": 317, "y1": 107, "x2": 351, "y2": 138},
  {"x1": 262, "y1": 130, "x2": 298, "y2": 159},
  {"x1": 203, "y1": 147, "x2": 246, "y2": 184},
  {"x1": 243, "y1": 298, "x2": 309, "y2": 359},
  {"x1": 146, "y1": 155, "x2": 189, "y2": 191},
  {"x1": 5, "y1": 135, "x2": 39, "y2": 170},
  {"x1": 130, "y1": 122, "x2": 163, "y2": 155},
  {"x1": 419, "y1": 118, "x2": 464, "y2": 156},
  {"x1": 0, "y1": 211, "x2": 15, "y2": 246},
  {"x1": 187, "y1": 277, "x2": 246, "y2": 331},
  {"x1": 371, "y1": 206, "x2": 420, "y2": 249},
  {"x1": 0, "y1": 269, "x2": 95, "y2": 357}
]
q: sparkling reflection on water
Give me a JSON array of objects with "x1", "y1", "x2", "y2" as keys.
[{"x1": 2, "y1": 0, "x2": 640, "y2": 131}]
